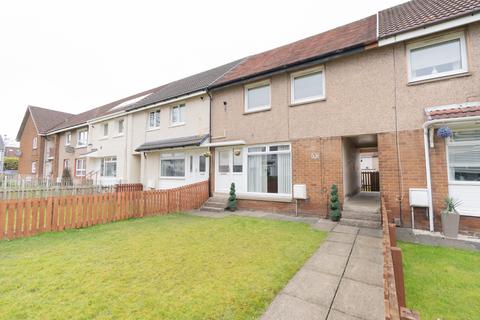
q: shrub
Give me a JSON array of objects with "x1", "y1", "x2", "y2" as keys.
[
  {"x1": 61, "y1": 167, "x2": 73, "y2": 186},
  {"x1": 227, "y1": 182, "x2": 237, "y2": 211},
  {"x1": 329, "y1": 184, "x2": 341, "y2": 221},
  {"x1": 3, "y1": 157, "x2": 18, "y2": 170}
]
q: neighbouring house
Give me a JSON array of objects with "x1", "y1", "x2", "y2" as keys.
[
  {"x1": 207, "y1": 0, "x2": 480, "y2": 235},
  {"x1": 16, "y1": 106, "x2": 73, "y2": 178},
  {"x1": 0, "y1": 135, "x2": 4, "y2": 173}
]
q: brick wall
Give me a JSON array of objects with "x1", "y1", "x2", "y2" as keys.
[{"x1": 18, "y1": 113, "x2": 44, "y2": 177}]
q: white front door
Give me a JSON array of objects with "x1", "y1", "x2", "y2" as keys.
[{"x1": 215, "y1": 147, "x2": 244, "y2": 194}]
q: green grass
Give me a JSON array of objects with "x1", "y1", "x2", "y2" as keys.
[
  {"x1": 399, "y1": 241, "x2": 480, "y2": 320},
  {"x1": 0, "y1": 214, "x2": 326, "y2": 320}
]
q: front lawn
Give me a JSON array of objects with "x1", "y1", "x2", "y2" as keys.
[
  {"x1": 0, "y1": 214, "x2": 326, "y2": 320},
  {"x1": 400, "y1": 242, "x2": 480, "y2": 320}
]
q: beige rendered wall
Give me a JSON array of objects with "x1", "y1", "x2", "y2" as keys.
[{"x1": 211, "y1": 22, "x2": 480, "y2": 144}]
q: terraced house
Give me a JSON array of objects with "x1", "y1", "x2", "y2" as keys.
[{"x1": 16, "y1": 0, "x2": 480, "y2": 235}]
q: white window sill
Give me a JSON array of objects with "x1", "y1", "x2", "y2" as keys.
[
  {"x1": 169, "y1": 122, "x2": 186, "y2": 128},
  {"x1": 408, "y1": 71, "x2": 470, "y2": 85},
  {"x1": 290, "y1": 96, "x2": 326, "y2": 107},
  {"x1": 75, "y1": 145, "x2": 87, "y2": 149},
  {"x1": 448, "y1": 181, "x2": 480, "y2": 186},
  {"x1": 244, "y1": 106, "x2": 271, "y2": 114},
  {"x1": 160, "y1": 176, "x2": 186, "y2": 180},
  {"x1": 113, "y1": 134, "x2": 124, "y2": 138},
  {"x1": 147, "y1": 127, "x2": 161, "y2": 132}
]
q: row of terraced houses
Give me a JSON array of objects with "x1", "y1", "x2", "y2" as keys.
[{"x1": 16, "y1": 0, "x2": 480, "y2": 235}]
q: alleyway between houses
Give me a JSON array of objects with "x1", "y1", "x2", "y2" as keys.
[{"x1": 192, "y1": 210, "x2": 385, "y2": 320}]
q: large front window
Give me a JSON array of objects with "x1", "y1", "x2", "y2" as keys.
[
  {"x1": 101, "y1": 156, "x2": 117, "y2": 177},
  {"x1": 160, "y1": 153, "x2": 185, "y2": 177},
  {"x1": 247, "y1": 144, "x2": 291, "y2": 194},
  {"x1": 408, "y1": 32, "x2": 467, "y2": 82},
  {"x1": 448, "y1": 129, "x2": 480, "y2": 182}
]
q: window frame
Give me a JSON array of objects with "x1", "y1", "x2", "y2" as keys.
[
  {"x1": 148, "y1": 110, "x2": 161, "y2": 129},
  {"x1": 290, "y1": 66, "x2": 326, "y2": 105},
  {"x1": 75, "y1": 159, "x2": 86, "y2": 177},
  {"x1": 32, "y1": 137, "x2": 38, "y2": 150},
  {"x1": 170, "y1": 104, "x2": 186, "y2": 126},
  {"x1": 65, "y1": 132, "x2": 72, "y2": 146},
  {"x1": 77, "y1": 129, "x2": 88, "y2": 147},
  {"x1": 63, "y1": 159, "x2": 70, "y2": 170},
  {"x1": 100, "y1": 156, "x2": 117, "y2": 177},
  {"x1": 31, "y1": 161, "x2": 37, "y2": 174},
  {"x1": 244, "y1": 80, "x2": 271, "y2": 113},
  {"x1": 446, "y1": 127, "x2": 480, "y2": 186},
  {"x1": 103, "y1": 123, "x2": 109, "y2": 137},
  {"x1": 199, "y1": 155, "x2": 206, "y2": 173},
  {"x1": 117, "y1": 119, "x2": 125, "y2": 135},
  {"x1": 406, "y1": 31, "x2": 468, "y2": 83},
  {"x1": 160, "y1": 153, "x2": 186, "y2": 178}
]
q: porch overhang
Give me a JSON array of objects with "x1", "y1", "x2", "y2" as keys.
[{"x1": 135, "y1": 134, "x2": 210, "y2": 152}]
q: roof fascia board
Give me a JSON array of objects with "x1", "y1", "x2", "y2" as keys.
[
  {"x1": 47, "y1": 123, "x2": 89, "y2": 135},
  {"x1": 379, "y1": 12, "x2": 480, "y2": 47}
]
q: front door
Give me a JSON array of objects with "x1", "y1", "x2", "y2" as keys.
[{"x1": 215, "y1": 147, "x2": 244, "y2": 194}]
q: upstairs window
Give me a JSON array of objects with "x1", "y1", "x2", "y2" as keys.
[
  {"x1": 171, "y1": 104, "x2": 185, "y2": 125},
  {"x1": 407, "y1": 32, "x2": 468, "y2": 82},
  {"x1": 245, "y1": 81, "x2": 270, "y2": 113},
  {"x1": 118, "y1": 119, "x2": 125, "y2": 134},
  {"x1": 32, "y1": 137, "x2": 38, "y2": 149},
  {"x1": 77, "y1": 129, "x2": 88, "y2": 147},
  {"x1": 103, "y1": 123, "x2": 109, "y2": 137},
  {"x1": 65, "y1": 132, "x2": 72, "y2": 146},
  {"x1": 291, "y1": 67, "x2": 325, "y2": 104},
  {"x1": 148, "y1": 110, "x2": 160, "y2": 129}
]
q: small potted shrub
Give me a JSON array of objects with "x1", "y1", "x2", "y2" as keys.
[
  {"x1": 441, "y1": 196, "x2": 461, "y2": 238},
  {"x1": 329, "y1": 184, "x2": 341, "y2": 222},
  {"x1": 226, "y1": 182, "x2": 237, "y2": 211}
]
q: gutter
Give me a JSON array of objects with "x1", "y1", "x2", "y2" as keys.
[{"x1": 422, "y1": 115, "x2": 480, "y2": 232}]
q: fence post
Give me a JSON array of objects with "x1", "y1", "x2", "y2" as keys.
[{"x1": 391, "y1": 247, "x2": 406, "y2": 310}]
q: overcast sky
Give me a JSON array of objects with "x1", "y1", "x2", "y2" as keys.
[{"x1": 0, "y1": 0, "x2": 407, "y2": 139}]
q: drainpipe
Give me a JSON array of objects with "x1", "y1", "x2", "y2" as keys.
[{"x1": 422, "y1": 115, "x2": 480, "y2": 232}]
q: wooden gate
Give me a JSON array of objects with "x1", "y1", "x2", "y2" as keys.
[{"x1": 361, "y1": 170, "x2": 380, "y2": 192}]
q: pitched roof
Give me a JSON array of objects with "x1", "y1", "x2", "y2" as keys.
[
  {"x1": 212, "y1": 15, "x2": 377, "y2": 87},
  {"x1": 379, "y1": 0, "x2": 480, "y2": 38},
  {"x1": 16, "y1": 106, "x2": 74, "y2": 140},
  {"x1": 49, "y1": 86, "x2": 162, "y2": 132},
  {"x1": 426, "y1": 104, "x2": 480, "y2": 120},
  {"x1": 126, "y1": 60, "x2": 243, "y2": 111},
  {"x1": 135, "y1": 134, "x2": 210, "y2": 152}
]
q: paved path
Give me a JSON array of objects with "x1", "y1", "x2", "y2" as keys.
[
  {"x1": 262, "y1": 224, "x2": 384, "y2": 320},
  {"x1": 191, "y1": 210, "x2": 385, "y2": 319}
]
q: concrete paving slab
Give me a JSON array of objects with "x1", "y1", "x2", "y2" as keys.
[
  {"x1": 327, "y1": 232, "x2": 356, "y2": 244},
  {"x1": 350, "y1": 243, "x2": 383, "y2": 264},
  {"x1": 355, "y1": 235, "x2": 383, "y2": 249},
  {"x1": 261, "y1": 293, "x2": 329, "y2": 320},
  {"x1": 304, "y1": 252, "x2": 349, "y2": 276},
  {"x1": 283, "y1": 269, "x2": 340, "y2": 307},
  {"x1": 313, "y1": 220, "x2": 338, "y2": 232},
  {"x1": 332, "y1": 278, "x2": 384, "y2": 320},
  {"x1": 327, "y1": 309, "x2": 363, "y2": 320},
  {"x1": 358, "y1": 227, "x2": 382, "y2": 238},
  {"x1": 332, "y1": 225, "x2": 359, "y2": 234},
  {"x1": 343, "y1": 257, "x2": 383, "y2": 287},
  {"x1": 317, "y1": 241, "x2": 353, "y2": 257}
]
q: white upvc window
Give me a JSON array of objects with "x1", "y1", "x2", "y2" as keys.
[
  {"x1": 199, "y1": 155, "x2": 206, "y2": 173},
  {"x1": 32, "y1": 137, "x2": 38, "y2": 149},
  {"x1": 65, "y1": 132, "x2": 72, "y2": 146},
  {"x1": 103, "y1": 123, "x2": 109, "y2": 137},
  {"x1": 160, "y1": 153, "x2": 185, "y2": 177},
  {"x1": 244, "y1": 80, "x2": 271, "y2": 113},
  {"x1": 407, "y1": 32, "x2": 468, "y2": 82},
  {"x1": 447, "y1": 128, "x2": 480, "y2": 184},
  {"x1": 101, "y1": 156, "x2": 117, "y2": 177},
  {"x1": 64, "y1": 159, "x2": 70, "y2": 170},
  {"x1": 118, "y1": 119, "x2": 125, "y2": 134},
  {"x1": 171, "y1": 104, "x2": 186, "y2": 125},
  {"x1": 148, "y1": 110, "x2": 161, "y2": 129},
  {"x1": 247, "y1": 144, "x2": 291, "y2": 195},
  {"x1": 291, "y1": 66, "x2": 325, "y2": 104},
  {"x1": 77, "y1": 129, "x2": 88, "y2": 147},
  {"x1": 31, "y1": 161, "x2": 37, "y2": 174},
  {"x1": 75, "y1": 159, "x2": 86, "y2": 177}
]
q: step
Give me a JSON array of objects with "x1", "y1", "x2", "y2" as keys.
[
  {"x1": 201, "y1": 206, "x2": 225, "y2": 212},
  {"x1": 203, "y1": 202, "x2": 226, "y2": 209},
  {"x1": 341, "y1": 210, "x2": 381, "y2": 221},
  {"x1": 343, "y1": 204, "x2": 380, "y2": 214},
  {"x1": 205, "y1": 200, "x2": 227, "y2": 206},
  {"x1": 340, "y1": 218, "x2": 381, "y2": 229}
]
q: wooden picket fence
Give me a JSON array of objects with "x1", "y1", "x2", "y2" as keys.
[
  {"x1": 115, "y1": 183, "x2": 144, "y2": 193},
  {"x1": 382, "y1": 197, "x2": 419, "y2": 320},
  {"x1": 0, "y1": 181, "x2": 209, "y2": 241}
]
